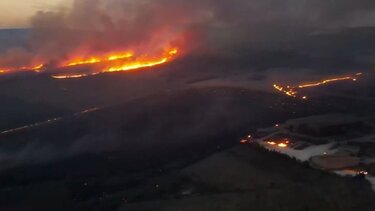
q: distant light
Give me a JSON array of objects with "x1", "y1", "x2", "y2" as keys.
[
  {"x1": 278, "y1": 143, "x2": 288, "y2": 148},
  {"x1": 359, "y1": 171, "x2": 368, "y2": 176}
]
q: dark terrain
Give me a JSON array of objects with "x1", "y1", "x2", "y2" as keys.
[{"x1": 1, "y1": 26, "x2": 375, "y2": 211}]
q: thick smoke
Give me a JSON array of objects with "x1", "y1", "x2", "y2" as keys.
[
  {"x1": 1, "y1": 0, "x2": 375, "y2": 70},
  {"x1": 0, "y1": 0, "x2": 211, "y2": 69}
]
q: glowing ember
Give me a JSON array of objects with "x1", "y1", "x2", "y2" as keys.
[
  {"x1": 273, "y1": 72, "x2": 363, "y2": 99},
  {"x1": 267, "y1": 141, "x2": 277, "y2": 145},
  {"x1": 51, "y1": 74, "x2": 89, "y2": 79},
  {"x1": 168, "y1": 49, "x2": 178, "y2": 55},
  {"x1": 0, "y1": 64, "x2": 44, "y2": 74},
  {"x1": 298, "y1": 76, "x2": 356, "y2": 88},
  {"x1": 104, "y1": 57, "x2": 168, "y2": 72},
  {"x1": 278, "y1": 143, "x2": 288, "y2": 148}
]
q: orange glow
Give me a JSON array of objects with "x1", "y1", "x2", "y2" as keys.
[
  {"x1": 51, "y1": 48, "x2": 179, "y2": 79},
  {"x1": 107, "y1": 52, "x2": 133, "y2": 61},
  {"x1": 273, "y1": 84, "x2": 297, "y2": 98},
  {"x1": 104, "y1": 57, "x2": 168, "y2": 73},
  {"x1": 168, "y1": 48, "x2": 178, "y2": 55},
  {"x1": 32, "y1": 64, "x2": 44, "y2": 72},
  {"x1": 273, "y1": 72, "x2": 362, "y2": 99},
  {"x1": 298, "y1": 76, "x2": 356, "y2": 88},
  {"x1": 0, "y1": 47, "x2": 178, "y2": 78},
  {"x1": 266, "y1": 138, "x2": 290, "y2": 148},
  {"x1": 64, "y1": 51, "x2": 134, "y2": 66},
  {"x1": 0, "y1": 64, "x2": 44, "y2": 74},
  {"x1": 51, "y1": 74, "x2": 88, "y2": 79},
  {"x1": 66, "y1": 58, "x2": 101, "y2": 66},
  {"x1": 278, "y1": 143, "x2": 288, "y2": 148}
]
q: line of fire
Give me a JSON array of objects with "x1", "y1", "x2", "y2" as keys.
[
  {"x1": 0, "y1": 47, "x2": 179, "y2": 79},
  {"x1": 273, "y1": 72, "x2": 364, "y2": 99}
]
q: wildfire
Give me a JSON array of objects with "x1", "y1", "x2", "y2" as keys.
[
  {"x1": 67, "y1": 58, "x2": 101, "y2": 66},
  {"x1": 298, "y1": 76, "x2": 357, "y2": 88},
  {"x1": 104, "y1": 57, "x2": 168, "y2": 73},
  {"x1": 266, "y1": 139, "x2": 290, "y2": 148},
  {"x1": 0, "y1": 64, "x2": 44, "y2": 74},
  {"x1": 240, "y1": 139, "x2": 249, "y2": 144},
  {"x1": 51, "y1": 74, "x2": 89, "y2": 79},
  {"x1": 273, "y1": 84, "x2": 297, "y2": 97},
  {"x1": 31, "y1": 64, "x2": 44, "y2": 72},
  {"x1": 107, "y1": 52, "x2": 134, "y2": 61},
  {"x1": 278, "y1": 143, "x2": 288, "y2": 148},
  {"x1": 64, "y1": 51, "x2": 134, "y2": 66},
  {"x1": 0, "y1": 48, "x2": 178, "y2": 79},
  {"x1": 51, "y1": 48, "x2": 178, "y2": 79},
  {"x1": 273, "y1": 72, "x2": 362, "y2": 99}
]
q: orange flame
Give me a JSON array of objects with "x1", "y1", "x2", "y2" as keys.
[
  {"x1": 102, "y1": 49, "x2": 177, "y2": 73},
  {"x1": 104, "y1": 57, "x2": 168, "y2": 73},
  {"x1": 298, "y1": 76, "x2": 356, "y2": 88},
  {"x1": 51, "y1": 74, "x2": 89, "y2": 79},
  {"x1": 273, "y1": 72, "x2": 362, "y2": 99},
  {"x1": 51, "y1": 48, "x2": 179, "y2": 79},
  {"x1": 32, "y1": 64, "x2": 44, "y2": 72},
  {"x1": 67, "y1": 58, "x2": 101, "y2": 66},
  {"x1": 0, "y1": 64, "x2": 44, "y2": 74},
  {"x1": 266, "y1": 139, "x2": 290, "y2": 148},
  {"x1": 278, "y1": 143, "x2": 288, "y2": 148},
  {"x1": 64, "y1": 51, "x2": 134, "y2": 66},
  {"x1": 0, "y1": 47, "x2": 178, "y2": 78}
]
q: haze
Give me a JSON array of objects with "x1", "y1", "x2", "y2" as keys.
[
  {"x1": 0, "y1": 0, "x2": 72, "y2": 27},
  {"x1": 0, "y1": 1, "x2": 375, "y2": 211}
]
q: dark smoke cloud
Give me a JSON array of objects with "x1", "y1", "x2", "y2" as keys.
[{"x1": 1, "y1": 0, "x2": 375, "y2": 70}]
